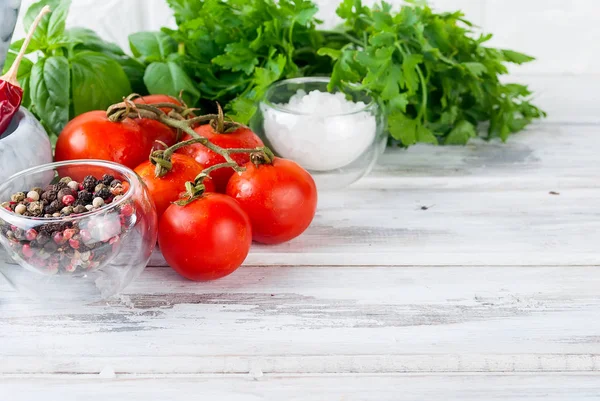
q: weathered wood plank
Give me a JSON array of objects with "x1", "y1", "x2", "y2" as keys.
[
  {"x1": 148, "y1": 184, "x2": 600, "y2": 267},
  {"x1": 2, "y1": 266, "x2": 600, "y2": 374},
  {"x1": 3, "y1": 373, "x2": 600, "y2": 401},
  {"x1": 364, "y1": 123, "x2": 600, "y2": 188}
]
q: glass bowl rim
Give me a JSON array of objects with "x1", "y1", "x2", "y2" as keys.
[
  {"x1": 262, "y1": 77, "x2": 377, "y2": 117},
  {"x1": 0, "y1": 159, "x2": 137, "y2": 223}
]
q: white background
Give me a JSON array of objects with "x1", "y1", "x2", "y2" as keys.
[{"x1": 15, "y1": 0, "x2": 598, "y2": 76}]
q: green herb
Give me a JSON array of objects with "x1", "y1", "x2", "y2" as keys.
[
  {"x1": 144, "y1": 0, "x2": 327, "y2": 121},
  {"x1": 146, "y1": 0, "x2": 544, "y2": 145},
  {"x1": 3, "y1": 0, "x2": 136, "y2": 138},
  {"x1": 319, "y1": 0, "x2": 546, "y2": 144}
]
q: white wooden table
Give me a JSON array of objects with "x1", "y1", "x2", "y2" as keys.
[{"x1": 1, "y1": 77, "x2": 600, "y2": 400}]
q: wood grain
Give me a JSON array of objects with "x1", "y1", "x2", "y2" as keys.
[
  {"x1": 3, "y1": 373, "x2": 600, "y2": 401},
  {"x1": 2, "y1": 119, "x2": 600, "y2": 398},
  {"x1": 2, "y1": 265, "x2": 600, "y2": 375}
]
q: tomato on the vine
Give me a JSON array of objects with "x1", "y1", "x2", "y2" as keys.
[
  {"x1": 135, "y1": 154, "x2": 215, "y2": 218},
  {"x1": 133, "y1": 95, "x2": 182, "y2": 114},
  {"x1": 158, "y1": 193, "x2": 252, "y2": 281},
  {"x1": 226, "y1": 156, "x2": 317, "y2": 244},
  {"x1": 177, "y1": 124, "x2": 264, "y2": 192},
  {"x1": 55, "y1": 111, "x2": 177, "y2": 169}
]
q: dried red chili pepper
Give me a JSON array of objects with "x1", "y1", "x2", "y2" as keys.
[{"x1": 0, "y1": 6, "x2": 51, "y2": 135}]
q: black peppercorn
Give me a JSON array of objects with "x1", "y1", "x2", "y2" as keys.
[
  {"x1": 44, "y1": 241, "x2": 58, "y2": 252},
  {"x1": 82, "y1": 176, "x2": 98, "y2": 192},
  {"x1": 45, "y1": 200, "x2": 62, "y2": 215},
  {"x1": 53, "y1": 182, "x2": 67, "y2": 191},
  {"x1": 77, "y1": 190, "x2": 93, "y2": 204},
  {"x1": 41, "y1": 189, "x2": 57, "y2": 202},
  {"x1": 95, "y1": 187, "x2": 111, "y2": 200},
  {"x1": 36, "y1": 232, "x2": 50, "y2": 245},
  {"x1": 101, "y1": 174, "x2": 115, "y2": 186}
]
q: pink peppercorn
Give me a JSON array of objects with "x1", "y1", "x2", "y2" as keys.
[
  {"x1": 53, "y1": 232, "x2": 67, "y2": 245},
  {"x1": 64, "y1": 264, "x2": 76, "y2": 273},
  {"x1": 22, "y1": 244, "x2": 33, "y2": 259},
  {"x1": 62, "y1": 195, "x2": 75, "y2": 206},
  {"x1": 63, "y1": 228, "x2": 77, "y2": 240},
  {"x1": 69, "y1": 238, "x2": 80, "y2": 249},
  {"x1": 25, "y1": 229, "x2": 37, "y2": 241}
]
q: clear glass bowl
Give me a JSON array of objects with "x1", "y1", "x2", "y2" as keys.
[
  {"x1": 251, "y1": 77, "x2": 387, "y2": 189},
  {"x1": 0, "y1": 160, "x2": 158, "y2": 303}
]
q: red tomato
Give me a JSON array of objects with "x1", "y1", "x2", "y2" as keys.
[
  {"x1": 158, "y1": 193, "x2": 252, "y2": 281},
  {"x1": 177, "y1": 124, "x2": 264, "y2": 192},
  {"x1": 55, "y1": 111, "x2": 177, "y2": 170},
  {"x1": 226, "y1": 157, "x2": 318, "y2": 244},
  {"x1": 135, "y1": 154, "x2": 215, "y2": 218},
  {"x1": 133, "y1": 95, "x2": 183, "y2": 114}
]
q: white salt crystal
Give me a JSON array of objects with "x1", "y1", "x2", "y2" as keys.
[{"x1": 263, "y1": 90, "x2": 377, "y2": 171}]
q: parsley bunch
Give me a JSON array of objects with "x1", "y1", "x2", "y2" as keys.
[
  {"x1": 145, "y1": 0, "x2": 545, "y2": 145},
  {"x1": 319, "y1": 0, "x2": 546, "y2": 144},
  {"x1": 162, "y1": 0, "x2": 327, "y2": 122}
]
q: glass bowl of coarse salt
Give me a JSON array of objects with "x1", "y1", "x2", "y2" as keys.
[{"x1": 251, "y1": 77, "x2": 387, "y2": 189}]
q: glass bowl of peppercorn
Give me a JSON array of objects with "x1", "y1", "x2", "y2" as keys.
[{"x1": 0, "y1": 160, "x2": 158, "y2": 302}]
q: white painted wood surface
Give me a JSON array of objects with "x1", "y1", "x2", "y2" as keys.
[{"x1": 2, "y1": 77, "x2": 600, "y2": 398}]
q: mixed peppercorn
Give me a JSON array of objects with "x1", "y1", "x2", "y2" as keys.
[{"x1": 0, "y1": 174, "x2": 135, "y2": 275}]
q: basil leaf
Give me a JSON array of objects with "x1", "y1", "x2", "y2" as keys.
[
  {"x1": 9, "y1": 39, "x2": 39, "y2": 55},
  {"x1": 70, "y1": 51, "x2": 132, "y2": 116},
  {"x1": 143, "y1": 61, "x2": 200, "y2": 105},
  {"x1": 47, "y1": 0, "x2": 71, "y2": 41},
  {"x1": 67, "y1": 27, "x2": 124, "y2": 55},
  {"x1": 29, "y1": 56, "x2": 70, "y2": 135},
  {"x1": 115, "y1": 57, "x2": 147, "y2": 95},
  {"x1": 23, "y1": 0, "x2": 60, "y2": 31},
  {"x1": 129, "y1": 31, "x2": 177, "y2": 62}
]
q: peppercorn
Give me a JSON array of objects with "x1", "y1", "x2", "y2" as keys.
[
  {"x1": 95, "y1": 187, "x2": 111, "y2": 200},
  {"x1": 73, "y1": 205, "x2": 87, "y2": 214},
  {"x1": 92, "y1": 197, "x2": 105, "y2": 208},
  {"x1": 26, "y1": 191, "x2": 40, "y2": 201},
  {"x1": 41, "y1": 189, "x2": 57, "y2": 202},
  {"x1": 82, "y1": 176, "x2": 98, "y2": 192},
  {"x1": 45, "y1": 200, "x2": 62, "y2": 214},
  {"x1": 14, "y1": 204, "x2": 26, "y2": 215},
  {"x1": 57, "y1": 188, "x2": 73, "y2": 202},
  {"x1": 27, "y1": 201, "x2": 44, "y2": 216},
  {"x1": 11, "y1": 192, "x2": 25, "y2": 203},
  {"x1": 36, "y1": 232, "x2": 50, "y2": 245},
  {"x1": 77, "y1": 190, "x2": 93, "y2": 204},
  {"x1": 62, "y1": 195, "x2": 75, "y2": 206},
  {"x1": 101, "y1": 174, "x2": 115, "y2": 186},
  {"x1": 25, "y1": 229, "x2": 37, "y2": 241},
  {"x1": 61, "y1": 206, "x2": 74, "y2": 216},
  {"x1": 94, "y1": 183, "x2": 107, "y2": 193},
  {"x1": 109, "y1": 179, "x2": 122, "y2": 188},
  {"x1": 53, "y1": 181, "x2": 67, "y2": 191},
  {"x1": 67, "y1": 181, "x2": 79, "y2": 191}
]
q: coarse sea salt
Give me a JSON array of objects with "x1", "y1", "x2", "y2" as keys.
[{"x1": 262, "y1": 89, "x2": 377, "y2": 171}]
